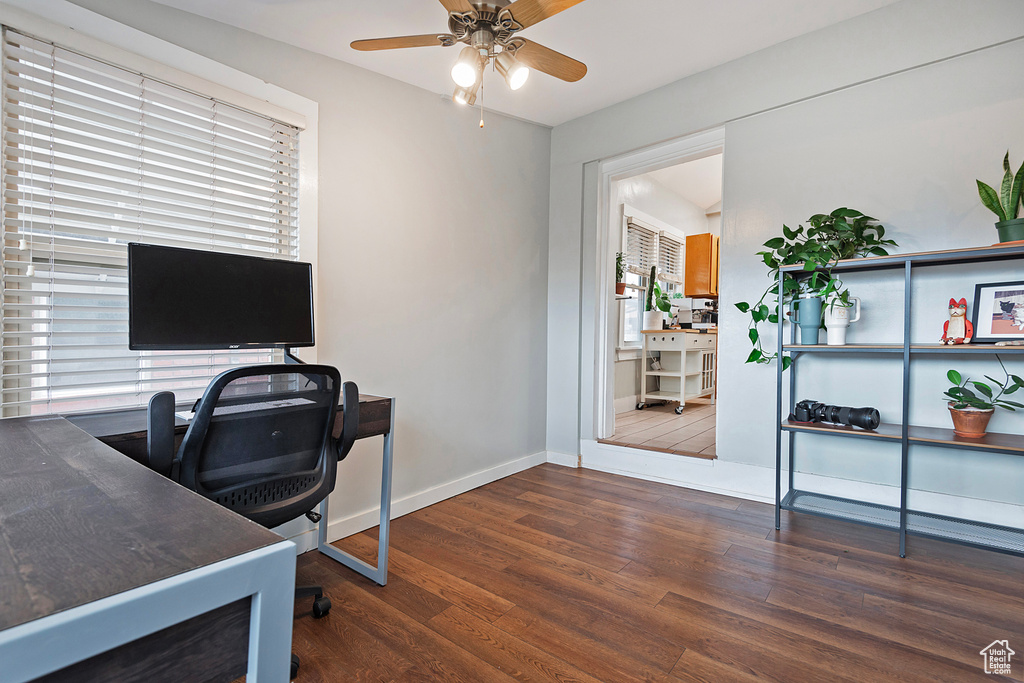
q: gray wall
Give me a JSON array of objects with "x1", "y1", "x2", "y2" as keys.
[
  {"x1": 548, "y1": 0, "x2": 1024, "y2": 503},
  {"x1": 68, "y1": 0, "x2": 552, "y2": 523}
]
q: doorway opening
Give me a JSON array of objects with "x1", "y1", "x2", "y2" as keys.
[{"x1": 599, "y1": 149, "x2": 723, "y2": 458}]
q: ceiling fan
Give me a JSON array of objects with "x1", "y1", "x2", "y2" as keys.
[{"x1": 351, "y1": 0, "x2": 588, "y2": 107}]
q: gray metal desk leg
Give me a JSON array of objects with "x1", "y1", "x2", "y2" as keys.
[{"x1": 317, "y1": 398, "x2": 394, "y2": 586}]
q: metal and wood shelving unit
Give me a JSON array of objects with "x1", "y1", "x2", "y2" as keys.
[{"x1": 774, "y1": 243, "x2": 1024, "y2": 557}]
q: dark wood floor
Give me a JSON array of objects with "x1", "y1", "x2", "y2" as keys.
[{"x1": 291, "y1": 464, "x2": 1024, "y2": 682}]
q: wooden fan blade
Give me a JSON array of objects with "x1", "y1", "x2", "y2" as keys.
[
  {"x1": 438, "y1": 0, "x2": 475, "y2": 12},
  {"x1": 503, "y1": 0, "x2": 586, "y2": 29},
  {"x1": 351, "y1": 35, "x2": 455, "y2": 51},
  {"x1": 514, "y1": 39, "x2": 587, "y2": 82}
]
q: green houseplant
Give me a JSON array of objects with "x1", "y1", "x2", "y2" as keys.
[
  {"x1": 735, "y1": 208, "x2": 897, "y2": 368},
  {"x1": 977, "y1": 151, "x2": 1024, "y2": 243},
  {"x1": 944, "y1": 358, "x2": 1023, "y2": 437},
  {"x1": 643, "y1": 265, "x2": 671, "y2": 330},
  {"x1": 615, "y1": 252, "x2": 626, "y2": 295}
]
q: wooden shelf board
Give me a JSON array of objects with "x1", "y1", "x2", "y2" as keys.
[
  {"x1": 785, "y1": 344, "x2": 901, "y2": 352},
  {"x1": 647, "y1": 370, "x2": 682, "y2": 377},
  {"x1": 910, "y1": 344, "x2": 1024, "y2": 353},
  {"x1": 783, "y1": 420, "x2": 902, "y2": 440},
  {"x1": 782, "y1": 420, "x2": 1024, "y2": 454},
  {"x1": 782, "y1": 343, "x2": 1024, "y2": 354},
  {"x1": 779, "y1": 242, "x2": 1024, "y2": 274}
]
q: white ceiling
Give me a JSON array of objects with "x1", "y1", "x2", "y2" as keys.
[
  {"x1": 643, "y1": 154, "x2": 723, "y2": 211},
  {"x1": 152, "y1": 0, "x2": 900, "y2": 126}
]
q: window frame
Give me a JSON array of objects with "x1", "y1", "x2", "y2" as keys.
[
  {"x1": 617, "y1": 205, "x2": 687, "y2": 352},
  {"x1": 0, "y1": 3, "x2": 319, "y2": 416}
]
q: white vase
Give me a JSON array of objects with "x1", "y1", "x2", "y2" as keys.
[
  {"x1": 823, "y1": 297, "x2": 861, "y2": 346},
  {"x1": 643, "y1": 310, "x2": 665, "y2": 331}
]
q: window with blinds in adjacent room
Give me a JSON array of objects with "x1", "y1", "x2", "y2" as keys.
[
  {"x1": 623, "y1": 218, "x2": 658, "y2": 276},
  {"x1": 1, "y1": 29, "x2": 302, "y2": 417},
  {"x1": 657, "y1": 232, "x2": 684, "y2": 285}
]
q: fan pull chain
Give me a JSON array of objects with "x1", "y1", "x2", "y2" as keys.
[{"x1": 478, "y1": 76, "x2": 485, "y2": 129}]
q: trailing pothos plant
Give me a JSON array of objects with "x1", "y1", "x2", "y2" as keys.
[{"x1": 735, "y1": 208, "x2": 897, "y2": 369}]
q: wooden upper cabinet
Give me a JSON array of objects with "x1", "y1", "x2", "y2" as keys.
[{"x1": 685, "y1": 233, "x2": 719, "y2": 298}]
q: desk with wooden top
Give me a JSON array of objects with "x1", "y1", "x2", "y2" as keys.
[
  {"x1": 0, "y1": 394, "x2": 395, "y2": 682},
  {"x1": 66, "y1": 393, "x2": 396, "y2": 587},
  {"x1": 0, "y1": 416, "x2": 296, "y2": 683}
]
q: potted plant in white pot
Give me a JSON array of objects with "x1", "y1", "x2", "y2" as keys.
[
  {"x1": 943, "y1": 358, "x2": 1023, "y2": 437},
  {"x1": 643, "y1": 265, "x2": 671, "y2": 330},
  {"x1": 615, "y1": 252, "x2": 626, "y2": 295},
  {"x1": 977, "y1": 151, "x2": 1024, "y2": 243}
]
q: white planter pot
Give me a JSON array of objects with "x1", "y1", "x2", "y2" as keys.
[{"x1": 643, "y1": 310, "x2": 665, "y2": 331}]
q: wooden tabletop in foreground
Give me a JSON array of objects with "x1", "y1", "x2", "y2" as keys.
[{"x1": 0, "y1": 416, "x2": 282, "y2": 632}]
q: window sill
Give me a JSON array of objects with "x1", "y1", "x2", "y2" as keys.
[{"x1": 616, "y1": 348, "x2": 642, "y2": 361}]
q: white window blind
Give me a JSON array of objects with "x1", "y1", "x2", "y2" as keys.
[
  {"x1": 1, "y1": 29, "x2": 301, "y2": 417},
  {"x1": 657, "y1": 232, "x2": 684, "y2": 285},
  {"x1": 623, "y1": 218, "x2": 658, "y2": 276}
]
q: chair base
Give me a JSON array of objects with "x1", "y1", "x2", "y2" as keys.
[
  {"x1": 291, "y1": 585, "x2": 330, "y2": 678},
  {"x1": 296, "y1": 584, "x2": 331, "y2": 618}
]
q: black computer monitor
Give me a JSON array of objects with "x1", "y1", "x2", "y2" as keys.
[{"x1": 128, "y1": 243, "x2": 314, "y2": 351}]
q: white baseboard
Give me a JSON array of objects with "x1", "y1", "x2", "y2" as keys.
[
  {"x1": 581, "y1": 439, "x2": 771, "y2": 503},
  {"x1": 580, "y1": 439, "x2": 1024, "y2": 527},
  {"x1": 287, "y1": 529, "x2": 317, "y2": 555},
  {"x1": 613, "y1": 395, "x2": 639, "y2": 415},
  {"x1": 320, "y1": 450, "x2": 548, "y2": 545},
  {"x1": 546, "y1": 451, "x2": 580, "y2": 468}
]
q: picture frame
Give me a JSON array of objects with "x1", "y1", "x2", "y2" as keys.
[{"x1": 971, "y1": 280, "x2": 1024, "y2": 343}]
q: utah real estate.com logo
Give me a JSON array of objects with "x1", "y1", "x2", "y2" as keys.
[{"x1": 980, "y1": 640, "x2": 1015, "y2": 676}]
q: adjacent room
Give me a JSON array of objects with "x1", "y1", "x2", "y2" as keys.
[
  {"x1": 603, "y1": 152, "x2": 723, "y2": 458},
  {"x1": 1, "y1": 1, "x2": 1023, "y2": 682}
]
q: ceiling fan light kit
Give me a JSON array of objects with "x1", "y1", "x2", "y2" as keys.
[
  {"x1": 495, "y1": 50, "x2": 529, "y2": 90},
  {"x1": 451, "y1": 45, "x2": 484, "y2": 88},
  {"x1": 352, "y1": 0, "x2": 587, "y2": 120},
  {"x1": 453, "y1": 81, "x2": 480, "y2": 106}
]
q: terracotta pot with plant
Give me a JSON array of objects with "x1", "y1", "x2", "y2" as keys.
[
  {"x1": 943, "y1": 357, "x2": 1023, "y2": 438},
  {"x1": 977, "y1": 151, "x2": 1024, "y2": 244},
  {"x1": 615, "y1": 252, "x2": 626, "y2": 295}
]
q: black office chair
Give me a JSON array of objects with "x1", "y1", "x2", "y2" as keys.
[{"x1": 149, "y1": 363, "x2": 359, "y2": 679}]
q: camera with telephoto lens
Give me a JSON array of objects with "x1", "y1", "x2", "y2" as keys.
[{"x1": 792, "y1": 400, "x2": 880, "y2": 430}]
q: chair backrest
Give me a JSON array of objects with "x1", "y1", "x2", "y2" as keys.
[{"x1": 176, "y1": 364, "x2": 341, "y2": 529}]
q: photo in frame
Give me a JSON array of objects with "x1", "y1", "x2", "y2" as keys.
[{"x1": 972, "y1": 280, "x2": 1024, "y2": 343}]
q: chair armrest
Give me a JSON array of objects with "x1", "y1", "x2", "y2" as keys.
[
  {"x1": 337, "y1": 381, "x2": 359, "y2": 461},
  {"x1": 146, "y1": 391, "x2": 176, "y2": 477}
]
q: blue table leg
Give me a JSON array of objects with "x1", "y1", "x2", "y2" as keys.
[{"x1": 317, "y1": 398, "x2": 394, "y2": 586}]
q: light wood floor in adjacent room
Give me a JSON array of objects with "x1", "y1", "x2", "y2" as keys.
[
  {"x1": 601, "y1": 400, "x2": 716, "y2": 458},
  {"x1": 290, "y1": 464, "x2": 1024, "y2": 682}
]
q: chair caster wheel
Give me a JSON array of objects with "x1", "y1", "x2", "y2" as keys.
[
  {"x1": 636, "y1": 403, "x2": 646, "y2": 410},
  {"x1": 675, "y1": 406, "x2": 684, "y2": 415},
  {"x1": 312, "y1": 596, "x2": 331, "y2": 618},
  {"x1": 290, "y1": 653, "x2": 300, "y2": 679}
]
